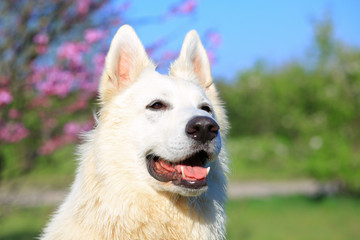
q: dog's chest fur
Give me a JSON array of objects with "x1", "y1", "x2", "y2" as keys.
[{"x1": 43, "y1": 158, "x2": 224, "y2": 240}]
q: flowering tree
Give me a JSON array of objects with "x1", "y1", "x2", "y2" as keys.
[{"x1": 0, "y1": 0, "x2": 221, "y2": 176}]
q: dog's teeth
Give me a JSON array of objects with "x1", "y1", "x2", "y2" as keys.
[
  {"x1": 181, "y1": 166, "x2": 185, "y2": 178},
  {"x1": 206, "y1": 167, "x2": 210, "y2": 176}
]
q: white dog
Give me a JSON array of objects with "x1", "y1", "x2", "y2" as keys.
[{"x1": 41, "y1": 25, "x2": 229, "y2": 240}]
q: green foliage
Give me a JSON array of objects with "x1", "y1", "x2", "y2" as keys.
[
  {"x1": 218, "y1": 17, "x2": 360, "y2": 192},
  {"x1": 227, "y1": 136, "x2": 304, "y2": 180}
]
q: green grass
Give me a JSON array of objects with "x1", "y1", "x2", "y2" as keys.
[
  {"x1": 1, "y1": 196, "x2": 359, "y2": 240},
  {"x1": 0, "y1": 206, "x2": 54, "y2": 240},
  {"x1": 226, "y1": 196, "x2": 360, "y2": 240}
]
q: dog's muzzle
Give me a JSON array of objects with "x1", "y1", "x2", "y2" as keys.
[{"x1": 146, "y1": 116, "x2": 220, "y2": 189}]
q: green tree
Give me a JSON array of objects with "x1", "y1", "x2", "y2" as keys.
[{"x1": 218, "y1": 15, "x2": 360, "y2": 193}]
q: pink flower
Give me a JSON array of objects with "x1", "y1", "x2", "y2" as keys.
[
  {"x1": 0, "y1": 75, "x2": 10, "y2": 86},
  {"x1": 27, "y1": 65, "x2": 46, "y2": 85},
  {"x1": 64, "y1": 122, "x2": 82, "y2": 137},
  {"x1": 34, "y1": 33, "x2": 49, "y2": 45},
  {"x1": 92, "y1": 53, "x2": 105, "y2": 80},
  {"x1": 44, "y1": 118, "x2": 58, "y2": 129},
  {"x1": 161, "y1": 51, "x2": 178, "y2": 61},
  {"x1": 84, "y1": 29, "x2": 107, "y2": 43},
  {"x1": 0, "y1": 88, "x2": 13, "y2": 106},
  {"x1": 81, "y1": 120, "x2": 93, "y2": 132},
  {"x1": 57, "y1": 42, "x2": 88, "y2": 67},
  {"x1": 28, "y1": 96, "x2": 51, "y2": 108},
  {"x1": 38, "y1": 120, "x2": 92, "y2": 155},
  {"x1": 64, "y1": 121, "x2": 92, "y2": 139},
  {"x1": 36, "y1": 67, "x2": 74, "y2": 97},
  {"x1": 38, "y1": 137, "x2": 63, "y2": 155},
  {"x1": 34, "y1": 33, "x2": 49, "y2": 55},
  {"x1": 36, "y1": 45, "x2": 48, "y2": 54},
  {"x1": 77, "y1": 0, "x2": 91, "y2": 15},
  {"x1": 170, "y1": 0, "x2": 197, "y2": 15},
  {"x1": 207, "y1": 31, "x2": 222, "y2": 48},
  {"x1": 66, "y1": 97, "x2": 89, "y2": 112},
  {"x1": 8, "y1": 109, "x2": 20, "y2": 119},
  {"x1": 0, "y1": 122, "x2": 29, "y2": 143}
]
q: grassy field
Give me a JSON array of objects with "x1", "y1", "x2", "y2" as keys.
[
  {"x1": 226, "y1": 196, "x2": 360, "y2": 240},
  {"x1": 1, "y1": 196, "x2": 360, "y2": 240}
]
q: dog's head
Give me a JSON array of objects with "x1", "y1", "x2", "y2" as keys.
[{"x1": 96, "y1": 25, "x2": 228, "y2": 197}]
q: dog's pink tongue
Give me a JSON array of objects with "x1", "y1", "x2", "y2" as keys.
[{"x1": 176, "y1": 165, "x2": 207, "y2": 180}]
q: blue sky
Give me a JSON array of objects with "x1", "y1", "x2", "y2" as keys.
[{"x1": 124, "y1": 0, "x2": 360, "y2": 80}]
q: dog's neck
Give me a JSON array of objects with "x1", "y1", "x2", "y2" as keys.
[{"x1": 63, "y1": 154, "x2": 225, "y2": 240}]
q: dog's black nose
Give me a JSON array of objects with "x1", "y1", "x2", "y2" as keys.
[{"x1": 186, "y1": 116, "x2": 219, "y2": 143}]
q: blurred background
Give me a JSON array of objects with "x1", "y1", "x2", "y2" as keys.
[{"x1": 0, "y1": 0, "x2": 359, "y2": 239}]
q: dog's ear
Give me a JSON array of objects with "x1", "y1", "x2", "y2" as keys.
[
  {"x1": 170, "y1": 30, "x2": 212, "y2": 89},
  {"x1": 99, "y1": 25, "x2": 155, "y2": 103}
]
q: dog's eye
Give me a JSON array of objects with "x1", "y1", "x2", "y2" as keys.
[
  {"x1": 147, "y1": 101, "x2": 167, "y2": 110},
  {"x1": 200, "y1": 105, "x2": 212, "y2": 113}
]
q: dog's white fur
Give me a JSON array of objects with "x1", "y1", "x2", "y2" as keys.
[{"x1": 41, "y1": 25, "x2": 229, "y2": 240}]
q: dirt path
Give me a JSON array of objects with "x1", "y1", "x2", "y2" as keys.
[
  {"x1": 0, "y1": 180, "x2": 339, "y2": 207},
  {"x1": 227, "y1": 180, "x2": 338, "y2": 199}
]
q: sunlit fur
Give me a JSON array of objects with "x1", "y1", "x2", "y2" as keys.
[{"x1": 41, "y1": 25, "x2": 229, "y2": 240}]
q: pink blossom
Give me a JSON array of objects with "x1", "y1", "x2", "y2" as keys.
[
  {"x1": 77, "y1": 0, "x2": 91, "y2": 15},
  {"x1": 170, "y1": 0, "x2": 197, "y2": 15},
  {"x1": 75, "y1": 70, "x2": 98, "y2": 94},
  {"x1": 0, "y1": 88, "x2": 13, "y2": 106},
  {"x1": 84, "y1": 29, "x2": 107, "y2": 43},
  {"x1": 36, "y1": 67, "x2": 74, "y2": 97},
  {"x1": 28, "y1": 96, "x2": 51, "y2": 108},
  {"x1": 8, "y1": 109, "x2": 20, "y2": 119},
  {"x1": 161, "y1": 51, "x2": 178, "y2": 61},
  {"x1": 38, "y1": 137, "x2": 63, "y2": 155},
  {"x1": 0, "y1": 75, "x2": 10, "y2": 86},
  {"x1": 44, "y1": 118, "x2": 58, "y2": 129},
  {"x1": 36, "y1": 45, "x2": 48, "y2": 54},
  {"x1": 64, "y1": 122, "x2": 82, "y2": 137},
  {"x1": 57, "y1": 42, "x2": 88, "y2": 67},
  {"x1": 82, "y1": 120, "x2": 93, "y2": 132},
  {"x1": 79, "y1": 79, "x2": 98, "y2": 94},
  {"x1": 156, "y1": 51, "x2": 178, "y2": 69},
  {"x1": 92, "y1": 53, "x2": 105, "y2": 79},
  {"x1": 207, "y1": 31, "x2": 222, "y2": 48},
  {"x1": 38, "y1": 120, "x2": 92, "y2": 155},
  {"x1": 64, "y1": 121, "x2": 93, "y2": 138},
  {"x1": 66, "y1": 97, "x2": 89, "y2": 112},
  {"x1": 111, "y1": 18, "x2": 123, "y2": 26},
  {"x1": 26, "y1": 65, "x2": 46, "y2": 85},
  {"x1": 34, "y1": 33, "x2": 49, "y2": 55},
  {"x1": 0, "y1": 122, "x2": 29, "y2": 143},
  {"x1": 34, "y1": 33, "x2": 49, "y2": 45}
]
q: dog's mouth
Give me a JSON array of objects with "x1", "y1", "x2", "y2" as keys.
[{"x1": 146, "y1": 151, "x2": 210, "y2": 189}]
